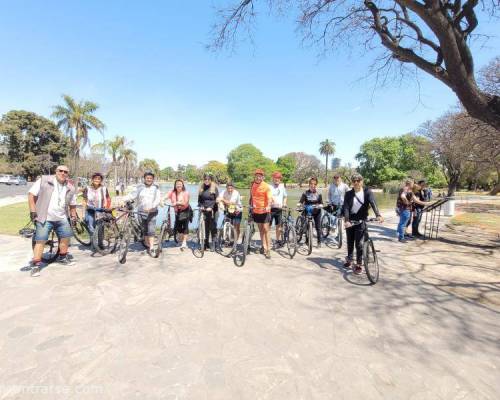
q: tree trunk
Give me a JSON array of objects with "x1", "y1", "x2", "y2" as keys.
[
  {"x1": 325, "y1": 154, "x2": 329, "y2": 187},
  {"x1": 489, "y1": 169, "x2": 500, "y2": 195},
  {"x1": 447, "y1": 175, "x2": 460, "y2": 197}
]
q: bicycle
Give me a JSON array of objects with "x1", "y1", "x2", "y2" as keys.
[
  {"x1": 216, "y1": 208, "x2": 239, "y2": 257},
  {"x1": 320, "y1": 203, "x2": 343, "y2": 248},
  {"x1": 295, "y1": 204, "x2": 322, "y2": 255},
  {"x1": 18, "y1": 220, "x2": 60, "y2": 264},
  {"x1": 348, "y1": 218, "x2": 380, "y2": 284},
  {"x1": 277, "y1": 206, "x2": 297, "y2": 258},
  {"x1": 193, "y1": 207, "x2": 207, "y2": 258},
  {"x1": 239, "y1": 206, "x2": 257, "y2": 266},
  {"x1": 70, "y1": 207, "x2": 91, "y2": 247},
  {"x1": 91, "y1": 207, "x2": 119, "y2": 255},
  {"x1": 156, "y1": 205, "x2": 182, "y2": 256}
]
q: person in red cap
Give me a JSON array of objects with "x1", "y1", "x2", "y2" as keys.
[
  {"x1": 250, "y1": 168, "x2": 273, "y2": 258},
  {"x1": 270, "y1": 171, "x2": 287, "y2": 247}
]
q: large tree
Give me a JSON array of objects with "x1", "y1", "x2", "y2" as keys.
[
  {"x1": 51, "y1": 94, "x2": 105, "y2": 175},
  {"x1": 319, "y1": 139, "x2": 335, "y2": 186},
  {"x1": 276, "y1": 154, "x2": 297, "y2": 183},
  {"x1": 138, "y1": 158, "x2": 160, "y2": 178},
  {"x1": 0, "y1": 110, "x2": 69, "y2": 179},
  {"x1": 211, "y1": 1, "x2": 500, "y2": 130},
  {"x1": 227, "y1": 144, "x2": 276, "y2": 187},
  {"x1": 281, "y1": 152, "x2": 322, "y2": 187},
  {"x1": 203, "y1": 160, "x2": 229, "y2": 184}
]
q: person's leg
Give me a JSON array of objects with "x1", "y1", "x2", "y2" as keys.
[
  {"x1": 345, "y1": 226, "x2": 354, "y2": 266},
  {"x1": 33, "y1": 221, "x2": 50, "y2": 262},
  {"x1": 397, "y1": 210, "x2": 410, "y2": 240},
  {"x1": 85, "y1": 210, "x2": 96, "y2": 235},
  {"x1": 203, "y1": 211, "x2": 210, "y2": 249},
  {"x1": 262, "y1": 222, "x2": 271, "y2": 253},
  {"x1": 210, "y1": 211, "x2": 217, "y2": 243},
  {"x1": 354, "y1": 223, "x2": 364, "y2": 265},
  {"x1": 313, "y1": 212, "x2": 322, "y2": 245},
  {"x1": 54, "y1": 220, "x2": 75, "y2": 265},
  {"x1": 412, "y1": 208, "x2": 423, "y2": 236},
  {"x1": 234, "y1": 222, "x2": 240, "y2": 241}
]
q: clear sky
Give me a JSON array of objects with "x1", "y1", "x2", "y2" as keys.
[{"x1": 1, "y1": 1, "x2": 498, "y2": 169}]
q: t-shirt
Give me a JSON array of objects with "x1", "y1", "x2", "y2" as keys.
[
  {"x1": 250, "y1": 181, "x2": 272, "y2": 214},
  {"x1": 167, "y1": 190, "x2": 190, "y2": 212},
  {"x1": 83, "y1": 185, "x2": 111, "y2": 209},
  {"x1": 350, "y1": 189, "x2": 365, "y2": 214},
  {"x1": 397, "y1": 188, "x2": 413, "y2": 211},
  {"x1": 328, "y1": 182, "x2": 349, "y2": 206},
  {"x1": 218, "y1": 189, "x2": 242, "y2": 213},
  {"x1": 124, "y1": 184, "x2": 161, "y2": 212},
  {"x1": 271, "y1": 183, "x2": 287, "y2": 209},
  {"x1": 29, "y1": 177, "x2": 77, "y2": 222}
]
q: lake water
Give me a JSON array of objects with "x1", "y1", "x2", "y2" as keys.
[{"x1": 156, "y1": 183, "x2": 395, "y2": 229}]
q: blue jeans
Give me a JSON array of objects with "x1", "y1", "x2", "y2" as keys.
[
  {"x1": 35, "y1": 219, "x2": 73, "y2": 241},
  {"x1": 397, "y1": 210, "x2": 411, "y2": 240},
  {"x1": 85, "y1": 210, "x2": 97, "y2": 235}
]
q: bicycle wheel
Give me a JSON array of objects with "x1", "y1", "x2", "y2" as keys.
[
  {"x1": 32, "y1": 231, "x2": 59, "y2": 263},
  {"x1": 71, "y1": 217, "x2": 91, "y2": 246},
  {"x1": 295, "y1": 215, "x2": 305, "y2": 243},
  {"x1": 194, "y1": 214, "x2": 205, "y2": 257},
  {"x1": 92, "y1": 219, "x2": 119, "y2": 255},
  {"x1": 117, "y1": 226, "x2": 130, "y2": 264},
  {"x1": 217, "y1": 222, "x2": 236, "y2": 257},
  {"x1": 363, "y1": 239, "x2": 379, "y2": 284},
  {"x1": 306, "y1": 220, "x2": 313, "y2": 255},
  {"x1": 336, "y1": 218, "x2": 343, "y2": 249},
  {"x1": 320, "y1": 213, "x2": 330, "y2": 239},
  {"x1": 156, "y1": 223, "x2": 169, "y2": 256},
  {"x1": 285, "y1": 222, "x2": 297, "y2": 258},
  {"x1": 243, "y1": 223, "x2": 252, "y2": 256}
]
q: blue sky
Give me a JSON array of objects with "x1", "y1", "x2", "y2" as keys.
[{"x1": 1, "y1": 1, "x2": 498, "y2": 169}]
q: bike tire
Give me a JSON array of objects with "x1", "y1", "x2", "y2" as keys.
[
  {"x1": 243, "y1": 223, "x2": 252, "y2": 256},
  {"x1": 71, "y1": 218, "x2": 91, "y2": 246},
  {"x1": 285, "y1": 222, "x2": 298, "y2": 258},
  {"x1": 320, "y1": 213, "x2": 330, "y2": 239},
  {"x1": 306, "y1": 220, "x2": 313, "y2": 255},
  {"x1": 363, "y1": 239, "x2": 379, "y2": 284},
  {"x1": 295, "y1": 215, "x2": 305, "y2": 243},
  {"x1": 156, "y1": 223, "x2": 169, "y2": 256},
  {"x1": 32, "y1": 231, "x2": 59, "y2": 264},
  {"x1": 117, "y1": 227, "x2": 130, "y2": 264},
  {"x1": 92, "y1": 219, "x2": 119, "y2": 255},
  {"x1": 217, "y1": 222, "x2": 237, "y2": 257},
  {"x1": 336, "y1": 218, "x2": 343, "y2": 249}
]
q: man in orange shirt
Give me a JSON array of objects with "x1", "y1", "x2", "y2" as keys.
[{"x1": 250, "y1": 169, "x2": 273, "y2": 258}]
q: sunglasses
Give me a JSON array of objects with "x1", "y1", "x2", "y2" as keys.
[
  {"x1": 57, "y1": 169, "x2": 69, "y2": 174},
  {"x1": 352, "y1": 179, "x2": 362, "y2": 182},
  {"x1": 334, "y1": 176, "x2": 340, "y2": 179}
]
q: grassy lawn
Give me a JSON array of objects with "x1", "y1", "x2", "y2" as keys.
[
  {"x1": 451, "y1": 212, "x2": 500, "y2": 234},
  {"x1": 0, "y1": 202, "x2": 30, "y2": 235}
]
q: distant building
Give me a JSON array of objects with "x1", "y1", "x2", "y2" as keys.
[{"x1": 331, "y1": 157, "x2": 341, "y2": 170}]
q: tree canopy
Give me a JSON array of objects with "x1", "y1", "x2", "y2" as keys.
[{"x1": 227, "y1": 144, "x2": 276, "y2": 187}]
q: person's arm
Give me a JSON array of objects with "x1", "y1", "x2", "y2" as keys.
[
  {"x1": 283, "y1": 187, "x2": 288, "y2": 207},
  {"x1": 400, "y1": 190, "x2": 410, "y2": 205},
  {"x1": 343, "y1": 192, "x2": 352, "y2": 226},
  {"x1": 28, "y1": 178, "x2": 41, "y2": 221},
  {"x1": 152, "y1": 187, "x2": 161, "y2": 209},
  {"x1": 299, "y1": 193, "x2": 306, "y2": 205},
  {"x1": 327, "y1": 185, "x2": 333, "y2": 204},
  {"x1": 411, "y1": 193, "x2": 429, "y2": 207},
  {"x1": 367, "y1": 189, "x2": 383, "y2": 222},
  {"x1": 69, "y1": 193, "x2": 78, "y2": 219},
  {"x1": 266, "y1": 186, "x2": 272, "y2": 211},
  {"x1": 198, "y1": 191, "x2": 202, "y2": 208}
]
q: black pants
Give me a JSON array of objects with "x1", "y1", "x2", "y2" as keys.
[
  {"x1": 312, "y1": 211, "x2": 322, "y2": 244},
  {"x1": 346, "y1": 222, "x2": 365, "y2": 264},
  {"x1": 203, "y1": 210, "x2": 217, "y2": 243},
  {"x1": 412, "y1": 208, "x2": 423, "y2": 235}
]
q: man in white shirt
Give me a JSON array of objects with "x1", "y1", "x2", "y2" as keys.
[
  {"x1": 217, "y1": 181, "x2": 243, "y2": 239},
  {"x1": 122, "y1": 171, "x2": 161, "y2": 252},
  {"x1": 327, "y1": 174, "x2": 349, "y2": 212},
  {"x1": 28, "y1": 165, "x2": 78, "y2": 277},
  {"x1": 270, "y1": 171, "x2": 287, "y2": 247}
]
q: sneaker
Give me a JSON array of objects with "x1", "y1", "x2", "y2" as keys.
[
  {"x1": 180, "y1": 242, "x2": 187, "y2": 251},
  {"x1": 56, "y1": 254, "x2": 75, "y2": 266},
  {"x1": 353, "y1": 264, "x2": 363, "y2": 275},
  {"x1": 398, "y1": 238, "x2": 408, "y2": 243},
  {"x1": 210, "y1": 242, "x2": 216, "y2": 252},
  {"x1": 259, "y1": 247, "x2": 265, "y2": 255},
  {"x1": 405, "y1": 235, "x2": 414, "y2": 240},
  {"x1": 30, "y1": 264, "x2": 41, "y2": 277},
  {"x1": 316, "y1": 242, "x2": 321, "y2": 249},
  {"x1": 265, "y1": 250, "x2": 271, "y2": 259},
  {"x1": 343, "y1": 258, "x2": 352, "y2": 269}
]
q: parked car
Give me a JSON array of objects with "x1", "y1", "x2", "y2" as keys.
[
  {"x1": 7, "y1": 176, "x2": 27, "y2": 185},
  {"x1": 0, "y1": 174, "x2": 13, "y2": 184}
]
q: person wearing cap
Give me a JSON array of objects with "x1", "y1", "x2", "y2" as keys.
[
  {"x1": 327, "y1": 174, "x2": 349, "y2": 212},
  {"x1": 122, "y1": 171, "x2": 161, "y2": 252},
  {"x1": 270, "y1": 171, "x2": 287, "y2": 247},
  {"x1": 82, "y1": 172, "x2": 112, "y2": 236},
  {"x1": 198, "y1": 173, "x2": 219, "y2": 251},
  {"x1": 298, "y1": 177, "x2": 323, "y2": 248},
  {"x1": 217, "y1": 181, "x2": 243, "y2": 240},
  {"x1": 250, "y1": 169, "x2": 273, "y2": 258},
  {"x1": 343, "y1": 173, "x2": 384, "y2": 274},
  {"x1": 28, "y1": 165, "x2": 78, "y2": 277}
]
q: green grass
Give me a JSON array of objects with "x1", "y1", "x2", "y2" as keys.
[
  {"x1": 0, "y1": 202, "x2": 30, "y2": 235},
  {"x1": 451, "y1": 212, "x2": 500, "y2": 234}
]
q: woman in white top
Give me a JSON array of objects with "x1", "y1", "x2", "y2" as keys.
[{"x1": 217, "y1": 181, "x2": 243, "y2": 240}]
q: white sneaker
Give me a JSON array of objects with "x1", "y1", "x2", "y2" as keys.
[{"x1": 181, "y1": 242, "x2": 188, "y2": 251}]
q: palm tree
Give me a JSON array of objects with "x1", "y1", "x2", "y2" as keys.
[
  {"x1": 51, "y1": 94, "x2": 105, "y2": 175},
  {"x1": 121, "y1": 147, "x2": 137, "y2": 185},
  {"x1": 319, "y1": 139, "x2": 336, "y2": 187}
]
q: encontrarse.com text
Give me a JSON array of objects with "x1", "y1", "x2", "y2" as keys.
[{"x1": 0, "y1": 384, "x2": 104, "y2": 395}]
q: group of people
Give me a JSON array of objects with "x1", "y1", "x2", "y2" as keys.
[{"x1": 31, "y1": 164, "x2": 438, "y2": 277}]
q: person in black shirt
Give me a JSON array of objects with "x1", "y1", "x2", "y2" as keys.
[
  {"x1": 198, "y1": 173, "x2": 219, "y2": 251},
  {"x1": 298, "y1": 177, "x2": 323, "y2": 248},
  {"x1": 343, "y1": 173, "x2": 384, "y2": 275},
  {"x1": 412, "y1": 180, "x2": 431, "y2": 237}
]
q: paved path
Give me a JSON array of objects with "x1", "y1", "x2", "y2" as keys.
[{"x1": 0, "y1": 217, "x2": 499, "y2": 399}]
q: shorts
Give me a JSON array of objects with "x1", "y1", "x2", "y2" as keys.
[
  {"x1": 253, "y1": 212, "x2": 271, "y2": 224},
  {"x1": 139, "y1": 211, "x2": 158, "y2": 237},
  {"x1": 227, "y1": 212, "x2": 242, "y2": 224},
  {"x1": 270, "y1": 208, "x2": 282, "y2": 226},
  {"x1": 34, "y1": 219, "x2": 73, "y2": 241},
  {"x1": 175, "y1": 217, "x2": 189, "y2": 234}
]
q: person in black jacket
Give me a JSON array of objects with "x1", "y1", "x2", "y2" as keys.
[
  {"x1": 298, "y1": 177, "x2": 323, "y2": 248},
  {"x1": 198, "y1": 173, "x2": 219, "y2": 251},
  {"x1": 343, "y1": 173, "x2": 384, "y2": 274}
]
